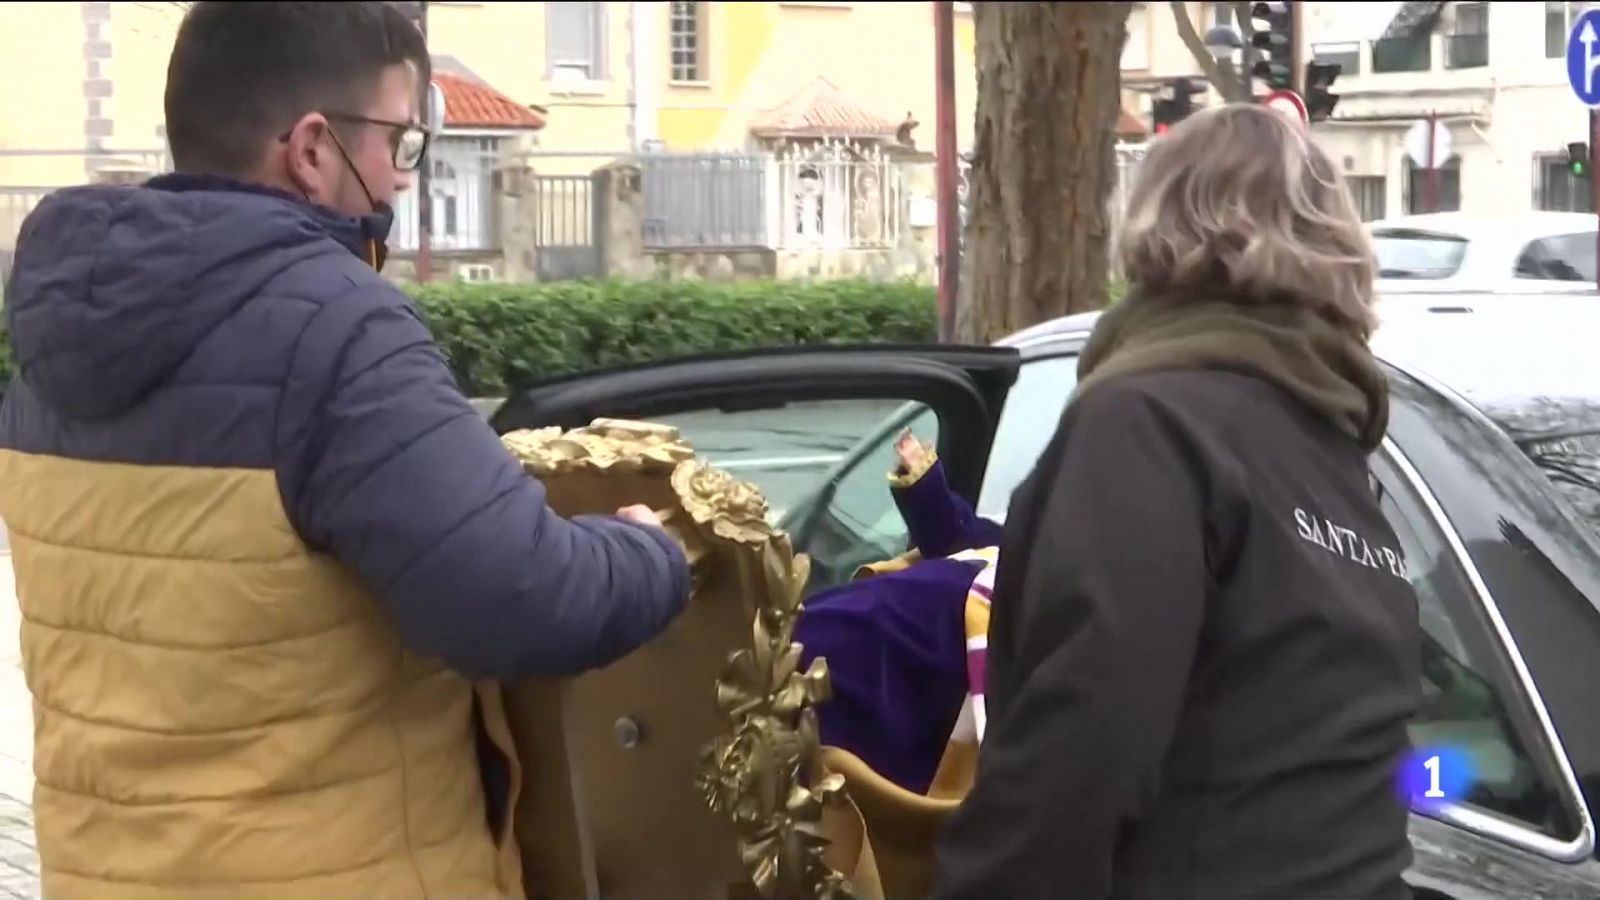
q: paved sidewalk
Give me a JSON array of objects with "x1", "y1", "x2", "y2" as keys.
[{"x1": 0, "y1": 555, "x2": 39, "y2": 898}]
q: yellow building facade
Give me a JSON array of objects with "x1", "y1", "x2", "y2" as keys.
[
  {"x1": 645, "y1": 1, "x2": 977, "y2": 153},
  {"x1": 0, "y1": 2, "x2": 977, "y2": 180}
]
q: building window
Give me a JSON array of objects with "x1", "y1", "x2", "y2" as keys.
[
  {"x1": 547, "y1": 1, "x2": 605, "y2": 81},
  {"x1": 1312, "y1": 41, "x2": 1360, "y2": 77},
  {"x1": 670, "y1": 1, "x2": 707, "y2": 82},
  {"x1": 1447, "y1": 2, "x2": 1489, "y2": 68},
  {"x1": 1372, "y1": 35, "x2": 1432, "y2": 73},
  {"x1": 1548, "y1": 1, "x2": 1588, "y2": 58},
  {"x1": 1121, "y1": 1, "x2": 1150, "y2": 71},
  {"x1": 1348, "y1": 175, "x2": 1387, "y2": 222},
  {"x1": 1405, "y1": 158, "x2": 1461, "y2": 214},
  {"x1": 1536, "y1": 153, "x2": 1596, "y2": 212}
]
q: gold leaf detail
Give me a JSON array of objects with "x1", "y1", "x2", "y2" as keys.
[{"x1": 501, "y1": 418, "x2": 855, "y2": 898}]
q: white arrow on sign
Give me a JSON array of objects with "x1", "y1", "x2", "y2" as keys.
[{"x1": 1583, "y1": 19, "x2": 1600, "y2": 96}]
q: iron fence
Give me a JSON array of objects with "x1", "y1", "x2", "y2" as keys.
[
  {"x1": 532, "y1": 174, "x2": 600, "y2": 280},
  {"x1": 1109, "y1": 142, "x2": 1148, "y2": 271},
  {"x1": 638, "y1": 152, "x2": 769, "y2": 249},
  {"x1": 392, "y1": 145, "x2": 501, "y2": 252},
  {"x1": 0, "y1": 149, "x2": 171, "y2": 254},
  {"x1": 773, "y1": 140, "x2": 902, "y2": 251}
]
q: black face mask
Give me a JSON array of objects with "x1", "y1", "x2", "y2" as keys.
[
  {"x1": 327, "y1": 129, "x2": 395, "y2": 272},
  {"x1": 358, "y1": 202, "x2": 394, "y2": 272}
]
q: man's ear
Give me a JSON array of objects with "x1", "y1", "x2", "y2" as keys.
[{"x1": 281, "y1": 111, "x2": 332, "y2": 200}]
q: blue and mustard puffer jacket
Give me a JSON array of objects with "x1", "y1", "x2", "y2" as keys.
[{"x1": 0, "y1": 175, "x2": 689, "y2": 897}]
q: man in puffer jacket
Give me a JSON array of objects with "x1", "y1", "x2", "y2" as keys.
[{"x1": 0, "y1": 3, "x2": 688, "y2": 896}]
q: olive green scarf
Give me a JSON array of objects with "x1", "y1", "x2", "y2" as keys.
[{"x1": 1076, "y1": 292, "x2": 1389, "y2": 451}]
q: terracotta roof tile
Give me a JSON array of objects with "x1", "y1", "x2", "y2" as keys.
[
  {"x1": 435, "y1": 72, "x2": 545, "y2": 130},
  {"x1": 750, "y1": 77, "x2": 900, "y2": 139},
  {"x1": 1117, "y1": 106, "x2": 1149, "y2": 139}
]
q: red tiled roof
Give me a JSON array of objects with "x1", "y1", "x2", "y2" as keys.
[
  {"x1": 1117, "y1": 106, "x2": 1148, "y2": 139},
  {"x1": 435, "y1": 72, "x2": 545, "y2": 130},
  {"x1": 749, "y1": 77, "x2": 900, "y2": 139}
]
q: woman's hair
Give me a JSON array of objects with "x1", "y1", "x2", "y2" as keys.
[{"x1": 1117, "y1": 103, "x2": 1378, "y2": 336}]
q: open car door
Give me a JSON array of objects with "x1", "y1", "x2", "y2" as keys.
[{"x1": 492, "y1": 344, "x2": 1021, "y2": 592}]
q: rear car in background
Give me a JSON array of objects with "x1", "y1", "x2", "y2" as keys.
[{"x1": 1372, "y1": 212, "x2": 1598, "y2": 296}]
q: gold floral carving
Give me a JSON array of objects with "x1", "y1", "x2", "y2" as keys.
[
  {"x1": 502, "y1": 418, "x2": 696, "y2": 477},
  {"x1": 499, "y1": 419, "x2": 856, "y2": 899}
]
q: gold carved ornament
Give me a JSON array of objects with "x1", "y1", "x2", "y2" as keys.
[{"x1": 502, "y1": 419, "x2": 857, "y2": 900}]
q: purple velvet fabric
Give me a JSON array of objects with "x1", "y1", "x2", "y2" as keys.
[
  {"x1": 797, "y1": 557, "x2": 979, "y2": 794},
  {"x1": 795, "y1": 459, "x2": 1001, "y2": 794},
  {"x1": 893, "y1": 462, "x2": 1006, "y2": 558}
]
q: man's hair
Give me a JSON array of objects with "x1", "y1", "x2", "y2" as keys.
[
  {"x1": 164, "y1": 1, "x2": 430, "y2": 175},
  {"x1": 1118, "y1": 104, "x2": 1379, "y2": 337}
]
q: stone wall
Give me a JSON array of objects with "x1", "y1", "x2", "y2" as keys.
[
  {"x1": 644, "y1": 248, "x2": 778, "y2": 281},
  {"x1": 383, "y1": 248, "x2": 506, "y2": 285},
  {"x1": 383, "y1": 151, "x2": 940, "y2": 286}
]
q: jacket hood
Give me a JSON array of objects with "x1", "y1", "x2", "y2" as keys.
[{"x1": 4, "y1": 175, "x2": 376, "y2": 420}]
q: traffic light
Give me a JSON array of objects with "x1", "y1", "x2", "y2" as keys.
[
  {"x1": 1151, "y1": 78, "x2": 1205, "y2": 135},
  {"x1": 1304, "y1": 61, "x2": 1340, "y2": 122},
  {"x1": 1249, "y1": 1, "x2": 1295, "y2": 91},
  {"x1": 1568, "y1": 142, "x2": 1590, "y2": 179}
]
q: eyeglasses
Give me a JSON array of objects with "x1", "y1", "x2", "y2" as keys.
[{"x1": 323, "y1": 112, "x2": 432, "y2": 172}]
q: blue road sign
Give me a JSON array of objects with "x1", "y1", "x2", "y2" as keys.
[{"x1": 1568, "y1": 8, "x2": 1600, "y2": 107}]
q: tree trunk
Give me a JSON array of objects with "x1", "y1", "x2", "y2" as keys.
[{"x1": 955, "y1": 1, "x2": 1132, "y2": 345}]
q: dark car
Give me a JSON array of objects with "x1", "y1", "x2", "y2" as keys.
[{"x1": 492, "y1": 293, "x2": 1600, "y2": 898}]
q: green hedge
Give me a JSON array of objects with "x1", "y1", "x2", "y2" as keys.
[
  {"x1": 0, "y1": 279, "x2": 937, "y2": 397},
  {"x1": 409, "y1": 279, "x2": 936, "y2": 396}
]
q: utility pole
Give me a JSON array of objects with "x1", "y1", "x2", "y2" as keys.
[
  {"x1": 1290, "y1": 0, "x2": 1305, "y2": 95},
  {"x1": 416, "y1": 0, "x2": 434, "y2": 283},
  {"x1": 1592, "y1": 108, "x2": 1599, "y2": 292},
  {"x1": 933, "y1": 0, "x2": 958, "y2": 342},
  {"x1": 1424, "y1": 111, "x2": 1439, "y2": 214}
]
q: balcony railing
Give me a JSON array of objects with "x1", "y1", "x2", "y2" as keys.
[
  {"x1": 1446, "y1": 33, "x2": 1489, "y2": 69},
  {"x1": 1372, "y1": 36, "x2": 1432, "y2": 73}
]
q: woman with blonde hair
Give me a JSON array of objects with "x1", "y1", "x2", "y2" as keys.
[{"x1": 933, "y1": 103, "x2": 1421, "y2": 898}]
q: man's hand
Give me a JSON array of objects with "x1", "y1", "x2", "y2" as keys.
[
  {"x1": 616, "y1": 504, "x2": 664, "y2": 528},
  {"x1": 894, "y1": 428, "x2": 929, "y2": 474}
]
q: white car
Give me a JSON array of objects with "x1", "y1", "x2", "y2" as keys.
[{"x1": 1371, "y1": 212, "x2": 1598, "y2": 295}]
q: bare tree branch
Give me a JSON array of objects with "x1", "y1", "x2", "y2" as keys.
[{"x1": 1168, "y1": 0, "x2": 1244, "y2": 102}]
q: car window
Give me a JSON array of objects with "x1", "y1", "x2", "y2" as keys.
[
  {"x1": 1513, "y1": 232, "x2": 1596, "y2": 283},
  {"x1": 1372, "y1": 229, "x2": 1469, "y2": 279},
  {"x1": 770, "y1": 401, "x2": 939, "y2": 593},
  {"x1": 976, "y1": 353, "x2": 1079, "y2": 521},
  {"x1": 654, "y1": 397, "x2": 912, "y2": 520},
  {"x1": 824, "y1": 402, "x2": 938, "y2": 550},
  {"x1": 1374, "y1": 453, "x2": 1582, "y2": 842}
]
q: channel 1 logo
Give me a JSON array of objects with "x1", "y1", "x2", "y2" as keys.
[{"x1": 1396, "y1": 745, "x2": 1475, "y2": 814}]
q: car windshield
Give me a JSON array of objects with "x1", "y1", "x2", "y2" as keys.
[
  {"x1": 1377, "y1": 305, "x2": 1600, "y2": 536},
  {"x1": 1480, "y1": 401, "x2": 1600, "y2": 535},
  {"x1": 1372, "y1": 229, "x2": 1470, "y2": 280}
]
